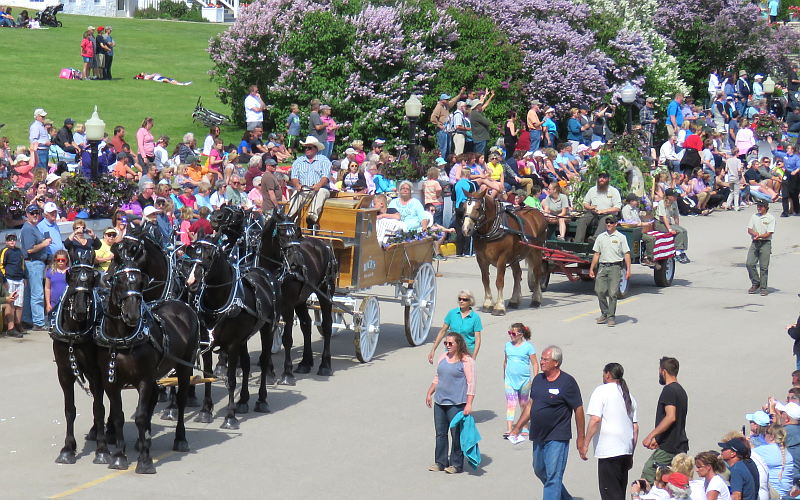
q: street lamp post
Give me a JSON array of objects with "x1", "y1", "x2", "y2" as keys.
[
  {"x1": 404, "y1": 94, "x2": 422, "y2": 167},
  {"x1": 84, "y1": 106, "x2": 106, "y2": 180},
  {"x1": 620, "y1": 82, "x2": 637, "y2": 134},
  {"x1": 763, "y1": 76, "x2": 776, "y2": 114}
]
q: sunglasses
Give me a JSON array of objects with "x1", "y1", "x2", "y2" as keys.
[
  {"x1": 443, "y1": 341, "x2": 454, "y2": 346},
  {"x1": 457, "y1": 297, "x2": 469, "y2": 302},
  {"x1": 105, "y1": 233, "x2": 116, "y2": 236},
  {"x1": 507, "y1": 330, "x2": 519, "y2": 336},
  {"x1": 304, "y1": 146, "x2": 315, "y2": 150},
  {"x1": 55, "y1": 258, "x2": 67, "y2": 263},
  {"x1": 606, "y1": 221, "x2": 617, "y2": 225},
  {"x1": 231, "y1": 181, "x2": 240, "y2": 185}
]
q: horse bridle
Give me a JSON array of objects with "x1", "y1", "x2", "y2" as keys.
[{"x1": 465, "y1": 196, "x2": 488, "y2": 227}]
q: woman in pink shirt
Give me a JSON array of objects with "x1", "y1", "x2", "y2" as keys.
[
  {"x1": 12, "y1": 153, "x2": 34, "y2": 188},
  {"x1": 136, "y1": 117, "x2": 155, "y2": 164},
  {"x1": 735, "y1": 118, "x2": 756, "y2": 161},
  {"x1": 80, "y1": 31, "x2": 93, "y2": 81},
  {"x1": 320, "y1": 105, "x2": 340, "y2": 158}
]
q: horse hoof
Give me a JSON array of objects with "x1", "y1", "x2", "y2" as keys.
[
  {"x1": 172, "y1": 440, "x2": 190, "y2": 452},
  {"x1": 507, "y1": 302, "x2": 519, "y2": 309},
  {"x1": 317, "y1": 366, "x2": 333, "y2": 377},
  {"x1": 194, "y1": 411, "x2": 213, "y2": 424},
  {"x1": 295, "y1": 364, "x2": 311, "y2": 374},
  {"x1": 235, "y1": 402, "x2": 249, "y2": 414},
  {"x1": 254, "y1": 401, "x2": 270, "y2": 413},
  {"x1": 221, "y1": 417, "x2": 239, "y2": 430},
  {"x1": 185, "y1": 395, "x2": 201, "y2": 408},
  {"x1": 277, "y1": 375, "x2": 296, "y2": 386},
  {"x1": 93, "y1": 451, "x2": 112, "y2": 465},
  {"x1": 480, "y1": 306, "x2": 492, "y2": 313},
  {"x1": 531, "y1": 301, "x2": 541, "y2": 308},
  {"x1": 108, "y1": 455, "x2": 129, "y2": 470},
  {"x1": 135, "y1": 460, "x2": 157, "y2": 474},
  {"x1": 55, "y1": 450, "x2": 77, "y2": 464},
  {"x1": 160, "y1": 408, "x2": 178, "y2": 421},
  {"x1": 265, "y1": 374, "x2": 277, "y2": 386},
  {"x1": 491, "y1": 309, "x2": 506, "y2": 316}
]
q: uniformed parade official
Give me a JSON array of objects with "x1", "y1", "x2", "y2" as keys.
[
  {"x1": 746, "y1": 200, "x2": 775, "y2": 296},
  {"x1": 574, "y1": 172, "x2": 622, "y2": 243},
  {"x1": 588, "y1": 215, "x2": 632, "y2": 327}
]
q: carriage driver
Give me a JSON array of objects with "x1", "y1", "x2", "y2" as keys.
[
  {"x1": 288, "y1": 136, "x2": 333, "y2": 226},
  {"x1": 574, "y1": 172, "x2": 622, "y2": 243}
]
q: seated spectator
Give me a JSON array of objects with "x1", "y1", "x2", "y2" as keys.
[
  {"x1": 272, "y1": 133, "x2": 291, "y2": 163},
  {"x1": 63, "y1": 219, "x2": 101, "y2": 253},
  {"x1": 745, "y1": 160, "x2": 779, "y2": 202},
  {"x1": 189, "y1": 206, "x2": 212, "y2": 237},
  {"x1": 688, "y1": 168, "x2": 713, "y2": 214},
  {"x1": 112, "y1": 152, "x2": 140, "y2": 181},
  {"x1": 73, "y1": 123, "x2": 86, "y2": 148},
  {"x1": 139, "y1": 165, "x2": 158, "y2": 191},
  {"x1": 16, "y1": 9, "x2": 29, "y2": 28},
  {"x1": 95, "y1": 227, "x2": 116, "y2": 272},
  {"x1": 374, "y1": 194, "x2": 404, "y2": 245},
  {"x1": 185, "y1": 155, "x2": 210, "y2": 185},
  {"x1": 248, "y1": 176, "x2": 263, "y2": 210},
  {"x1": 120, "y1": 192, "x2": 143, "y2": 219},
  {"x1": 243, "y1": 155, "x2": 264, "y2": 191},
  {"x1": 389, "y1": 180, "x2": 428, "y2": 231},
  {"x1": 210, "y1": 180, "x2": 227, "y2": 210},
  {"x1": 372, "y1": 162, "x2": 395, "y2": 194},
  {"x1": 195, "y1": 181, "x2": 213, "y2": 211},
  {"x1": 423, "y1": 203, "x2": 455, "y2": 259},
  {"x1": 542, "y1": 182, "x2": 569, "y2": 240},
  {"x1": 178, "y1": 183, "x2": 197, "y2": 211},
  {"x1": 754, "y1": 424, "x2": 795, "y2": 497},
  {"x1": 0, "y1": 6, "x2": 16, "y2": 27},
  {"x1": 54, "y1": 119, "x2": 79, "y2": 155},
  {"x1": 177, "y1": 207, "x2": 194, "y2": 246},
  {"x1": 11, "y1": 153, "x2": 34, "y2": 188},
  {"x1": 153, "y1": 135, "x2": 171, "y2": 170},
  {"x1": 174, "y1": 164, "x2": 196, "y2": 188},
  {"x1": 341, "y1": 160, "x2": 366, "y2": 193},
  {"x1": 176, "y1": 133, "x2": 196, "y2": 164}
]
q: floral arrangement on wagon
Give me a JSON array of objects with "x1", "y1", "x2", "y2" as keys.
[{"x1": 383, "y1": 227, "x2": 439, "y2": 248}]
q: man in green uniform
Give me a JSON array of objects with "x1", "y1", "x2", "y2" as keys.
[
  {"x1": 575, "y1": 172, "x2": 622, "y2": 243},
  {"x1": 589, "y1": 215, "x2": 632, "y2": 327},
  {"x1": 746, "y1": 201, "x2": 775, "y2": 296},
  {"x1": 654, "y1": 189, "x2": 690, "y2": 264}
]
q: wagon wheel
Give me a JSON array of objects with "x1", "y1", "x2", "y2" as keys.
[
  {"x1": 354, "y1": 296, "x2": 380, "y2": 363},
  {"x1": 653, "y1": 257, "x2": 676, "y2": 287},
  {"x1": 616, "y1": 271, "x2": 630, "y2": 299},
  {"x1": 315, "y1": 309, "x2": 346, "y2": 336},
  {"x1": 404, "y1": 263, "x2": 437, "y2": 346},
  {"x1": 271, "y1": 320, "x2": 285, "y2": 354}
]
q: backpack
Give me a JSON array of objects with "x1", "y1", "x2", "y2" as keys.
[{"x1": 444, "y1": 112, "x2": 458, "y2": 134}]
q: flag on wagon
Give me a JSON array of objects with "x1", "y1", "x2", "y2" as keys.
[{"x1": 646, "y1": 231, "x2": 676, "y2": 260}]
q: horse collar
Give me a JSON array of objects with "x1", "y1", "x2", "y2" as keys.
[{"x1": 49, "y1": 289, "x2": 102, "y2": 344}]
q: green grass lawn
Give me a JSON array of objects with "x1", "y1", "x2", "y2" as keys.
[{"x1": 0, "y1": 15, "x2": 244, "y2": 150}]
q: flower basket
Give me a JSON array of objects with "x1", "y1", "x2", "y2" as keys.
[{"x1": 753, "y1": 114, "x2": 782, "y2": 140}]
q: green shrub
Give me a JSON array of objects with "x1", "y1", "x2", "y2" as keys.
[
  {"x1": 133, "y1": 6, "x2": 159, "y2": 18},
  {"x1": 159, "y1": 0, "x2": 189, "y2": 18}
]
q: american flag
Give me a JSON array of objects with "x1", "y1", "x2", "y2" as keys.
[{"x1": 646, "y1": 231, "x2": 676, "y2": 260}]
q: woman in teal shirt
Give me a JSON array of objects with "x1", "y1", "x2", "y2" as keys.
[{"x1": 428, "y1": 289, "x2": 483, "y2": 361}]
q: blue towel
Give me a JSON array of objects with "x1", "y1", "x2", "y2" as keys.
[{"x1": 449, "y1": 411, "x2": 481, "y2": 470}]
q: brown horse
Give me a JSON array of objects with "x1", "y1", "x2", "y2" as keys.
[{"x1": 462, "y1": 188, "x2": 547, "y2": 315}]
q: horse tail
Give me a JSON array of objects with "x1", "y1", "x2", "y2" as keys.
[{"x1": 324, "y1": 244, "x2": 337, "y2": 294}]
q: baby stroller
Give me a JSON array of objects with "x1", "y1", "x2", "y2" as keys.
[
  {"x1": 36, "y1": 4, "x2": 63, "y2": 27},
  {"x1": 192, "y1": 96, "x2": 230, "y2": 127}
]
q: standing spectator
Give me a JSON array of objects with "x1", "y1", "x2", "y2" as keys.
[
  {"x1": 588, "y1": 215, "x2": 631, "y2": 327},
  {"x1": 153, "y1": 135, "x2": 170, "y2": 170},
  {"x1": 503, "y1": 323, "x2": 539, "y2": 438},
  {"x1": 95, "y1": 26, "x2": 110, "y2": 80},
  {"x1": 726, "y1": 148, "x2": 743, "y2": 211},
  {"x1": 29, "y1": 108, "x2": 50, "y2": 168},
  {"x1": 718, "y1": 438, "x2": 760, "y2": 500},
  {"x1": 641, "y1": 357, "x2": 689, "y2": 483},
  {"x1": 737, "y1": 71, "x2": 753, "y2": 116},
  {"x1": 470, "y1": 99, "x2": 493, "y2": 156},
  {"x1": 80, "y1": 30, "x2": 94, "y2": 82},
  {"x1": 11, "y1": 153, "x2": 34, "y2": 189},
  {"x1": 428, "y1": 290, "x2": 483, "y2": 361},
  {"x1": 201, "y1": 126, "x2": 220, "y2": 156},
  {"x1": 431, "y1": 91, "x2": 461, "y2": 159},
  {"x1": 693, "y1": 452, "x2": 731, "y2": 500},
  {"x1": 452, "y1": 101, "x2": 470, "y2": 156},
  {"x1": 665, "y1": 93, "x2": 685, "y2": 138},
  {"x1": 260, "y1": 157, "x2": 283, "y2": 212},
  {"x1": 63, "y1": 219, "x2": 100, "y2": 253},
  {"x1": 567, "y1": 107, "x2": 583, "y2": 150},
  {"x1": 136, "y1": 117, "x2": 155, "y2": 165},
  {"x1": 425, "y1": 332, "x2": 475, "y2": 474},
  {"x1": 504, "y1": 111, "x2": 519, "y2": 156},
  {"x1": 581, "y1": 362, "x2": 638, "y2": 500},
  {"x1": 319, "y1": 104, "x2": 339, "y2": 159},
  {"x1": 285, "y1": 104, "x2": 301, "y2": 152},
  {"x1": 746, "y1": 201, "x2": 775, "y2": 295},
  {"x1": 789, "y1": 320, "x2": 800, "y2": 371},
  {"x1": 308, "y1": 99, "x2": 327, "y2": 145},
  {"x1": 526, "y1": 100, "x2": 543, "y2": 152},
  {"x1": 640, "y1": 97, "x2": 657, "y2": 149},
  {"x1": 95, "y1": 227, "x2": 116, "y2": 272},
  {"x1": 110, "y1": 126, "x2": 125, "y2": 153},
  {"x1": 45, "y1": 249, "x2": 69, "y2": 316},
  {"x1": 510, "y1": 345, "x2": 585, "y2": 500},
  {"x1": 782, "y1": 144, "x2": 800, "y2": 217},
  {"x1": 102, "y1": 26, "x2": 115, "y2": 80},
  {"x1": 20, "y1": 205, "x2": 51, "y2": 330},
  {"x1": 244, "y1": 85, "x2": 265, "y2": 131},
  {"x1": 0, "y1": 234, "x2": 25, "y2": 336},
  {"x1": 775, "y1": 401, "x2": 800, "y2": 484},
  {"x1": 754, "y1": 424, "x2": 795, "y2": 496},
  {"x1": 38, "y1": 202, "x2": 65, "y2": 259},
  {"x1": 593, "y1": 104, "x2": 615, "y2": 143},
  {"x1": 423, "y1": 167, "x2": 444, "y2": 226}
]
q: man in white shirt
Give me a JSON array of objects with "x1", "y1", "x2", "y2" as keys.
[
  {"x1": 580, "y1": 362, "x2": 638, "y2": 500},
  {"x1": 244, "y1": 85, "x2": 265, "y2": 131},
  {"x1": 659, "y1": 136, "x2": 682, "y2": 172},
  {"x1": 708, "y1": 69, "x2": 720, "y2": 106},
  {"x1": 746, "y1": 200, "x2": 775, "y2": 296}
]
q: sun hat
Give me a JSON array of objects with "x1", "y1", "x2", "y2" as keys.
[
  {"x1": 545, "y1": 108, "x2": 556, "y2": 114},
  {"x1": 252, "y1": 176, "x2": 262, "y2": 187},
  {"x1": 776, "y1": 402, "x2": 800, "y2": 420},
  {"x1": 590, "y1": 140, "x2": 604, "y2": 150},
  {"x1": 439, "y1": 93, "x2": 451, "y2": 100},
  {"x1": 45, "y1": 173, "x2": 60, "y2": 185},
  {"x1": 739, "y1": 69, "x2": 748, "y2": 76},
  {"x1": 533, "y1": 151, "x2": 546, "y2": 158},
  {"x1": 435, "y1": 157, "x2": 447, "y2": 166},
  {"x1": 13, "y1": 154, "x2": 30, "y2": 164},
  {"x1": 299, "y1": 136, "x2": 325, "y2": 152},
  {"x1": 344, "y1": 148, "x2": 357, "y2": 156},
  {"x1": 744, "y1": 410, "x2": 770, "y2": 426},
  {"x1": 645, "y1": 97, "x2": 655, "y2": 103},
  {"x1": 530, "y1": 99, "x2": 541, "y2": 107},
  {"x1": 34, "y1": 108, "x2": 47, "y2": 117},
  {"x1": 576, "y1": 144, "x2": 589, "y2": 153},
  {"x1": 143, "y1": 206, "x2": 160, "y2": 218}
]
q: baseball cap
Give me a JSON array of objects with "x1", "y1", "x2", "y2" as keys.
[
  {"x1": 143, "y1": 206, "x2": 160, "y2": 218},
  {"x1": 756, "y1": 200, "x2": 769, "y2": 208},
  {"x1": 776, "y1": 401, "x2": 800, "y2": 420},
  {"x1": 45, "y1": 173, "x2": 60, "y2": 185},
  {"x1": 664, "y1": 188, "x2": 677, "y2": 197},
  {"x1": 373, "y1": 139, "x2": 386, "y2": 147},
  {"x1": 745, "y1": 410, "x2": 771, "y2": 426},
  {"x1": 661, "y1": 472, "x2": 689, "y2": 490},
  {"x1": 63, "y1": 118, "x2": 75, "y2": 125},
  {"x1": 5, "y1": 233, "x2": 17, "y2": 241},
  {"x1": 718, "y1": 438, "x2": 749, "y2": 456},
  {"x1": 344, "y1": 148, "x2": 357, "y2": 156},
  {"x1": 625, "y1": 192, "x2": 639, "y2": 203},
  {"x1": 604, "y1": 215, "x2": 618, "y2": 224},
  {"x1": 43, "y1": 202, "x2": 58, "y2": 213},
  {"x1": 645, "y1": 97, "x2": 655, "y2": 103},
  {"x1": 26, "y1": 204, "x2": 41, "y2": 214},
  {"x1": 264, "y1": 158, "x2": 277, "y2": 166},
  {"x1": 435, "y1": 157, "x2": 447, "y2": 166},
  {"x1": 34, "y1": 108, "x2": 48, "y2": 117},
  {"x1": 439, "y1": 93, "x2": 451, "y2": 100},
  {"x1": 590, "y1": 140, "x2": 604, "y2": 150},
  {"x1": 116, "y1": 152, "x2": 128, "y2": 162},
  {"x1": 597, "y1": 171, "x2": 610, "y2": 179}
]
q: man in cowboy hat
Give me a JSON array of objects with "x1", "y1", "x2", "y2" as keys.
[{"x1": 288, "y1": 136, "x2": 332, "y2": 226}]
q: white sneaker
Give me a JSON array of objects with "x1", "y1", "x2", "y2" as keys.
[{"x1": 508, "y1": 434, "x2": 527, "y2": 445}]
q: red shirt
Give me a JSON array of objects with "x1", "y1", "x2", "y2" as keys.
[
  {"x1": 683, "y1": 134, "x2": 703, "y2": 151},
  {"x1": 515, "y1": 130, "x2": 531, "y2": 151},
  {"x1": 189, "y1": 217, "x2": 213, "y2": 238}
]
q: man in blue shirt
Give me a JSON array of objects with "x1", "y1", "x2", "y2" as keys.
[
  {"x1": 665, "y1": 93, "x2": 684, "y2": 138},
  {"x1": 719, "y1": 438, "x2": 758, "y2": 500},
  {"x1": 36, "y1": 202, "x2": 65, "y2": 260},
  {"x1": 28, "y1": 108, "x2": 51, "y2": 169},
  {"x1": 20, "y1": 205, "x2": 52, "y2": 329},
  {"x1": 288, "y1": 136, "x2": 332, "y2": 226},
  {"x1": 782, "y1": 144, "x2": 800, "y2": 217}
]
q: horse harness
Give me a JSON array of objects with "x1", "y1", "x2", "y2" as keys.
[{"x1": 468, "y1": 197, "x2": 533, "y2": 243}]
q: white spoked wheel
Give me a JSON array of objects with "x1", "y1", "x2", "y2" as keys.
[
  {"x1": 404, "y1": 263, "x2": 437, "y2": 346},
  {"x1": 616, "y1": 271, "x2": 630, "y2": 299},
  {"x1": 315, "y1": 309, "x2": 347, "y2": 336},
  {"x1": 271, "y1": 320, "x2": 285, "y2": 353},
  {"x1": 354, "y1": 296, "x2": 380, "y2": 363}
]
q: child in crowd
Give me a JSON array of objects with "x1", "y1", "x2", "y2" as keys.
[
  {"x1": 725, "y1": 147, "x2": 742, "y2": 211},
  {"x1": 0, "y1": 234, "x2": 25, "y2": 336},
  {"x1": 286, "y1": 104, "x2": 301, "y2": 152},
  {"x1": 423, "y1": 167, "x2": 444, "y2": 226},
  {"x1": 208, "y1": 138, "x2": 225, "y2": 179},
  {"x1": 45, "y1": 249, "x2": 69, "y2": 316},
  {"x1": 504, "y1": 322, "x2": 538, "y2": 439},
  {"x1": 423, "y1": 203, "x2": 456, "y2": 260},
  {"x1": 517, "y1": 184, "x2": 542, "y2": 209},
  {"x1": 178, "y1": 206, "x2": 194, "y2": 246},
  {"x1": 189, "y1": 206, "x2": 213, "y2": 238}
]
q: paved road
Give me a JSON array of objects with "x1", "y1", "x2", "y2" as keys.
[{"x1": 1, "y1": 206, "x2": 798, "y2": 499}]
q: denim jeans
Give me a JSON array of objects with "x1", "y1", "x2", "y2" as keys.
[
  {"x1": 36, "y1": 148, "x2": 49, "y2": 169},
  {"x1": 532, "y1": 440, "x2": 573, "y2": 500},
  {"x1": 529, "y1": 130, "x2": 542, "y2": 152},
  {"x1": 473, "y1": 140, "x2": 487, "y2": 156},
  {"x1": 437, "y1": 130, "x2": 450, "y2": 159},
  {"x1": 26, "y1": 260, "x2": 46, "y2": 327},
  {"x1": 432, "y1": 204, "x2": 443, "y2": 226},
  {"x1": 323, "y1": 140, "x2": 334, "y2": 159},
  {"x1": 433, "y1": 403, "x2": 465, "y2": 470}
]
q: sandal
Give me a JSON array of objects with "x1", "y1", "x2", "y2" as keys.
[{"x1": 503, "y1": 432, "x2": 510, "y2": 439}]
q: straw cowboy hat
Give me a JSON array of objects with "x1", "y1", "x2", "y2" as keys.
[{"x1": 299, "y1": 136, "x2": 325, "y2": 152}]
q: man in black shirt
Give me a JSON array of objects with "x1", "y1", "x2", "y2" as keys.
[
  {"x1": 788, "y1": 63, "x2": 800, "y2": 111},
  {"x1": 640, "y1": 356, "x2": 689, "y2": 483},
  {"x1": 54, "y1": 118, "x2": 79, "y2": 155}
]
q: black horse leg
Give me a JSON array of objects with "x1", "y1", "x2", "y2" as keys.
[
  {"x1": 277, "y1": 312, "x2": 296, "y2": 386},
  {"x1": 255, "y1": 324, "x2": 271, "y2": 413},
  {"x1": 90, "y1": 373, "x2": 111, "y2": 465},
  {"x1": 55, "y1": 366, "x2": 78, "y2": 464},
  {"x1": 134, "y1": 381, "x2": 156, "y2": 474},
  {"x1": 157, "y1": 385, "x2": 168, "y2": 403},
  {"x1": 185, "y1": 384, "x2": 200, "y2": 408},
  {"x1": 295, "y1": 305, "x2": 313, "y2": 374},
  {"x1": 214, "y1": 350, "x2": 228, "y2": 378},
  {"x1": 317, "y1": 297, "x2": 334, "y2": 377},
  {"x1": 161, "y1": 386, "x2": 178, "y2": 421},
  {"x1": 220, "y1": 344, "x2": 240, "y2": 430},
  {"x1": 172, "y1": 365, "x2": 191, "y2": 452},
  {"x1": 235, "y1": 343, "x2": 251, "y2": 414},
  {"x1": 195, "y1": 348, "x2": 214, "y2": 423},
  {"x1": 107, "y1": 387, "x2": 128, "y2": 470}
]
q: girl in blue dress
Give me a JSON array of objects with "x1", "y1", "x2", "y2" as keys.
[{"x1": 503, "y1": 322, "x2": 539, "y2": 437}]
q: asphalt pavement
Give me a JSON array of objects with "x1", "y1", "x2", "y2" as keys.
[{"x1": 0, "y1": 205, "x2": 798, "y2": 499}]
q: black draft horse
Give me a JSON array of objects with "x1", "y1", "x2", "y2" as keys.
[
  {"x1": 96, "y1": 258, "x2": 200, "y2": 473},
  {"x1": 51, "y1": 249, "x2": 111, "y2": 465},
  {"x1": 185, "y1": 234, "x2": 279, "y2": 429},
  {"x1": 260, "y1": 209, "x2": 337, "y2": 385}
]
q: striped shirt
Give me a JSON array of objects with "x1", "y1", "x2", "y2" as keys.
[{"x1": 290, "y1": 154, "x2": 332, "y2": 187}]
